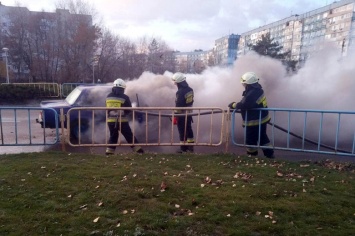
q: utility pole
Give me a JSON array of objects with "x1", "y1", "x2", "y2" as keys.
[{"x1": 2, "y1": 48, "x2": 9, "y2": 83}]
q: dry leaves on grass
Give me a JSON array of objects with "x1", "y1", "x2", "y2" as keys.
[
  {"x1": 233, "y1": 172, "x2": 252, "y2": 181},
  {"x1": 275, "y1": 170, "x2": 303, "y2": 179},
  {"x1": 202, "y1": 176, "x2": 223, "y2": 187}
]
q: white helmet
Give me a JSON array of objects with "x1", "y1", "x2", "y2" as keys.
[
  {"x1": 172, "y1": 72, "x2": 186, "y2": 83},
  {"x1": 113, "y1": 78, "x2": 126, "y2": 88},
  {"x1": 240, "y1": 72, "x2": 259, "y2": 84}
]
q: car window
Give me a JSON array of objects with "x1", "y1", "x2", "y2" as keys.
[{"x1": 65, "y1": 88, "x2": 82, "y2": 105}]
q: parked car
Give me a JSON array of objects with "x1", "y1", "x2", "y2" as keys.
[{"x1": 36, "y1": 85, "x2": 112, "y2": 140}]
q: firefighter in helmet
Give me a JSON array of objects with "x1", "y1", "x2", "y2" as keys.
[
  {"x1": 172, "y1": 72, "x2": 195, "y2": 153},
  {"x1": 228, "y1": 72, "x2": 274, "y2": 158},
  {"x1": 105, "y1": 78, "x2": 144, "y2": 155}
]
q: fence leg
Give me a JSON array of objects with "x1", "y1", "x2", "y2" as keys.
[
  {"x1": 223, "y1": 110, "x2": 231, "y2": 154},
  {"x1": 60, "y1": 109, "x2": 66, "y2": 152}
]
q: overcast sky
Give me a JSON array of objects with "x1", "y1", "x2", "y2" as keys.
[{"x1": 2, "y1": 0, "x2": 332, "y2": 51}]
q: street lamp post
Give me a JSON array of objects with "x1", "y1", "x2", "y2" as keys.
[
  {"x1": 92, "y1": 56, "x2": 99, "y2": 84},
  {"x1": 2, "y1": 48, "x2": 9, "y2": 84},
  {"x1": 92, "y1": 62, "x2": 95, "y2": 84}
]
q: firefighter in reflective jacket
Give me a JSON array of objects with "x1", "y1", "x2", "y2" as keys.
[
  {"x1": 228, "y1": 72, "x2": 274, "y2": 158},
  {"x1": 105, "y1": 78, "x2": 144, "y2": 155},
  {"x1": 172, "y1": 72, "x2": 195, "y2": 153}
]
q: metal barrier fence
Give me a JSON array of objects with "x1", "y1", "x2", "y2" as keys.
[
  {"x1": 231, "y1": 108, "x2": 355, "y2": 157},
  {"x1": 0, "y1": 107, "x2": 59, "y2": 146},
  {"x1": 1, "y1": 105, "x2": 354, "y2": 158},
  {"x1": 1, "y1": 83, "x2": 61, "y2": 97},
  {"x1": 66, "y1": 107, "x2": 227, "y2": 148}
]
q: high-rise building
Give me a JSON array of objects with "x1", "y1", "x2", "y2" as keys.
[
  {"x1": 173, "y1": 50, "x2": 214, "y2": 73},
  {"x1": 238, "y1": 0, "x2": 355, "y2": 61},
  {"x1": 214, "y1": 34, "x2": 240, "y2": 66}
]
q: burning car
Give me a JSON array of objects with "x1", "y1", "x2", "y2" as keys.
[{"x1": 36, "y1": 85, "x2": 112, "y2": 140}]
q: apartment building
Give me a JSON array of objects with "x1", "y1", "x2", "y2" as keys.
[
  {"x1": 173, "y1": 33, "x2": 240, "y2": 71},
  {"x1": 173, "y1": 50, "x2": 214, "y2": 73},
  {"x1": 238, "y1": 0, "x2": 355, "y2": 61},
  {"x1": 214, "y1": 34, "x2": 240, "y2": 65}
]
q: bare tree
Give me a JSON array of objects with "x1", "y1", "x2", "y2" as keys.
[
  {"x1": 2, "y1": 0, "x2": 177, "y2": 84},
  {"x1": 136, "y1": 36, "x2": 176, "y2": 75},
  {"x1": 4, "y1": 6, "x2": 31, "y2": 82}
]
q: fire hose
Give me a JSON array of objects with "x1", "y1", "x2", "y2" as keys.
[{"x1": 132, "y1": 102, "x2": 351, "y2": 154}]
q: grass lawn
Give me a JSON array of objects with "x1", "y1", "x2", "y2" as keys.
[{"x1": 0, "y1": 152, "x2": 354, "y2": 235}]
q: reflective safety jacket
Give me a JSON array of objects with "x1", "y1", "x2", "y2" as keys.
[
  {"x1": 106, "y1": 87, "x2": 132, "y2": 123},
  {"x1": 235, "y1": 83, "x2": 270, "y2": 126},
  {"x1": 175, "y1": 81, "x2": 194, "y2": 114}
]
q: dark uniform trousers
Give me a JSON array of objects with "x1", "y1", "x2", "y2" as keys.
[
  {"x1": 106, "y1": 121, "x2": 140, "y2": 153},
  {"x1": 177, "y1": 115, "x2": 194, "y2": 152},
  {"x1": 245, "y1": 123, "x2": 274, "y2": 157}
]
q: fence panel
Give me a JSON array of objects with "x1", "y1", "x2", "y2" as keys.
[
  {"x1": 0, "y1": 107, "x2": 59, "y2": 146},
  {"x1": 231, "y1": 108, "x2": 355, "y2": 156},
  {"x1": 66, "y1": 107, "x2": 226, "y2": 148}
]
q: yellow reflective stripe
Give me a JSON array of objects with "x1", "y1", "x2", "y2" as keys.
[
  {"x1": 106, "y1": 147, "x2": 115, "y2": 154},
  {"x1": 107, "y1": 118, "x2": 128, "y2": 123},
  {"x1": 247, "y1": 147, "x2": 258, "y2": 153},
  {"x1": 256, "y1": 93, "x2": 268, "y2": 107},
  {"x1": 243, "y1": 115, "x2": 270, "y2": 126},
  {"x1": 106, "y1": 98, "x2": 124, "y2": 108},
  {"x1": 174, "y1": 106, "x2": 193, "y2": 114},
  {"x1": 133, "y1": 146, "x2": 142, "y2": 152},
  {"x1": 185, "y1": 91, "x2": 194, "y2": 103}
]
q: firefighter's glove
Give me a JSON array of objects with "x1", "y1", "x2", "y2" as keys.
[
  {"x1": 228, "y1": 102, "x2": 237, "y2": 109},
  {"x1": 173, "y1": 117, "x2": 178, "y2": 125}
]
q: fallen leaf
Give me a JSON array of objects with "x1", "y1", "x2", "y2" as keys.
[
  {"x1": 93, "y1": 217, "x2": 99, "y2": 223},
  {"x1": 79, "y1": 204, "x2": 87, "y2": 209},
  {"x1": 160, "y1": 181, "x2": 167, "y2": 191},
  {"x1": 276, "y1": 171, "x2": 283, "y2": 177}
]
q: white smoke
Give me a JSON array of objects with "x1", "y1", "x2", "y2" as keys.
[{"x1": 118, "y1": 48, "x2": 355, "y2": 150}]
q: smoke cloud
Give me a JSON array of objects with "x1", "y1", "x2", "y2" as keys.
[
  {"x1": 59, "y1": 46, "x2": 354, "y2": 155},
  {"x1": 122, "y1": 47, "x2": 355, "y2": 150},
  {"x1": 126, "y1": 49, "x2": 355, "y2": 111}
]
